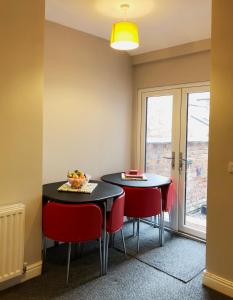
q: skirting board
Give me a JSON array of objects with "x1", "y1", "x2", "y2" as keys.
[
  {"x1": 203, "y1": 270, "x2": 233, "y2": 298},
  {"x1": 0, "y1": 261, "x2": 42, "y2": 291}
]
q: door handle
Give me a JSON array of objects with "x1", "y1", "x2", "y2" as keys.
[
  {"x1": 179, "y1": 152, "x2": 192, "y2": 172},
  {"x1": 163, "y1": 151, "x2": 175, "y2": 169},
  {"x1": 179, "y1": 152, "x2": 183, "y2": 172}
]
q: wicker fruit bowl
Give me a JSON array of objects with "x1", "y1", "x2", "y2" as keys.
[{"x1": 67, "y1": 170, "x2": 88, "y2": 189}]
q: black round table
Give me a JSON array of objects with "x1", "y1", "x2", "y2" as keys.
[
  {"x1": 43, "y1": 180, "x2": 123, "y2": 204},
  {"x1": 101, "y1": 172, "x2": 171, "y2": 247},
  {"x1": 101, "y1": 172, "x2": 171, "y2": 188},
  {"x1": 42, "y1": 180, "x2": 123, "y2": 275}
]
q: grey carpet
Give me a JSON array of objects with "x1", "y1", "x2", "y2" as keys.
[
  {"x1": 0, "y1": 243, "x2": 230, "y2": 300},
  {"x1": 115, "y1": 221, "x2": 206, "y2": 283}
]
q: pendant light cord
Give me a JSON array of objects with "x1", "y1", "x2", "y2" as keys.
[{"x1": 120, "y1": 3, "x2": 129, "y2": 21}]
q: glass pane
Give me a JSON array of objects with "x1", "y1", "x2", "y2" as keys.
[
  {"x1": 145, "y1": 95, "x2": 173, "y2": 177},
  {"x1": 145, "y1": 95, "x2": 173, "y2": 225},
  {"x1": 184, "y1": 92, "x2": 210, "y2": 231}
]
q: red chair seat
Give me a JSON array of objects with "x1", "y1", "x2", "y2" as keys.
[
  {"x1": 106, "y1": 192, "x2": 125, "y2": 233},
  {"x1": 161, "y1": 180, "x2": 176, "y2": 212},
  {"x1": 123, "y1": 186, "x2": 162, "y2": 252},
  {"x1": 105, "y1": 192, "x2": 126, "y2": 271},
  {"x1": 43, "y1": 202, "x2": 102, "y2": 242},
  {"x1": 124, "y1": 186, "x2": 161, "y2": 218},
  {"x1": 42, "y1": 202, "x2": 103, "y2": 283}
]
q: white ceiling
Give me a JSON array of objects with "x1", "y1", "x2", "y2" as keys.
[{"x1": 45, "y1": 0, "x2": 211, "y2": 55}]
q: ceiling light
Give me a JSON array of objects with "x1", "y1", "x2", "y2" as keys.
[{"x1": 110, "y1": 4, "x2": 139, "y2": 51}]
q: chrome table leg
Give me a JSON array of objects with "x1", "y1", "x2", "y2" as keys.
[
  {"x1": 99, "y1": 238, "x2": 103, "y2": 276},
  {"x1": 66, "y1": 242, "x2": 72, "y2": 285},
  {"x1": 120, "y1": 228, "x2": 127, "y2": 255},
  {"x1": 103, "y1": 201, "x2": 107, "y2": 275},
  {"x1": 137, "y1": 218, "x2": 140, "y2": 253},
  {"x1": 105, "y1": 233, "x2": 110, "y2": 273}
]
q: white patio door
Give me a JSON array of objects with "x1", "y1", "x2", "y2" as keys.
[
  {"x1": 137, "y1": 88, "x2": 181, "y2": 231},
  {"x1": 179, "y1": 86, "x2": 210, "y2": 239},
  {"x1": 137, "y1": 83, "x2": 210, "y2": 239}
]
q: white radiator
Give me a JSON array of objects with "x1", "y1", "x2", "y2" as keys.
[{"x1": 0, "y1": 203, "x2": 25, "y2": 283}]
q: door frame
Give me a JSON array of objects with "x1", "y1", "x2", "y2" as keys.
[{"x1": 136, "y1": 81, "x2": 210, "y2": 238}]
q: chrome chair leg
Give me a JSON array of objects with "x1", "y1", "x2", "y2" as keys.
[
  {"x1": 133, "y1": 218, "x2": 136, "y2": 236},
  {"x1": 120, "y1": 228, "x2": 127, "y2": 255},
  {"x1": 66, "y1": 242, "x2": 72, "y2": 285},
  {"x1": 160, "y1": 211, "x2": 165, "y2": 247},
  {"x1": 159, "y1": 194, "x2": 165, "y2": 247},
  {"x1": 106, "y1": 232, "x2": 110, "y2": 273},
  {"x1": 154, "y1": 215, "x2": 157, "y2": 228},
  {"x1": 158, "y1": 214, "x2": 161, "y2": 244},
  {"x1": 137, "y1": 218, "x2": 140, "y2": 253},
  {"x1": 99, "y1": 238, "x2": 103, "y2": 276},
  {"x1": 42, "y1": 235, "x2": 47, "y2": 272}
]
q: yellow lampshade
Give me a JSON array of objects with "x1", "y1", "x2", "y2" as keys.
[{"x1": 110, "y1": 21, "x2": 139, "y2": 50}]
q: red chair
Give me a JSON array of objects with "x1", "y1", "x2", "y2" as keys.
[
  {"x1": 42, "y1": 202, "x2": 103, "y2": 284},
  {"x1": 106, "y1": 192, "x2": 126, "y2": 270},
  {"x1": 123, "y1": 187, "x2": 162, "y2": 252},
  {"x1": 161, "y1": 180, "x2": 176, "y2": 212}
]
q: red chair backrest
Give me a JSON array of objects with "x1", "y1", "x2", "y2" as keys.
[
  {"x1": 161, "y1": 181, "x2": 176, "y2": 212},
  {"x1": 42, "y1": 202, "x2": 102, "y2": 242},
  {"x1": 107, "y1": 192, "x2": 125, "y2": 233},
  {"x1": 123, "y1": 187, "x2": 161, "y2": 218}
]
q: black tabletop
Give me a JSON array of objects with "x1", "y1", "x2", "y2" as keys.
[
  {"x1": 43, "y1": 180, "x2": 123, "y2": 204},
  {"x1": 101, "y1": 173, "x2": 171, "y2": 188}
]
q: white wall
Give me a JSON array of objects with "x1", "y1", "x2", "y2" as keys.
[
  {"x1": 43, "y1": 21, "x2": 132, "y2": 182},
  {"x1": 204, "y1": 0, "x2": 233, "y2": 297}
]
